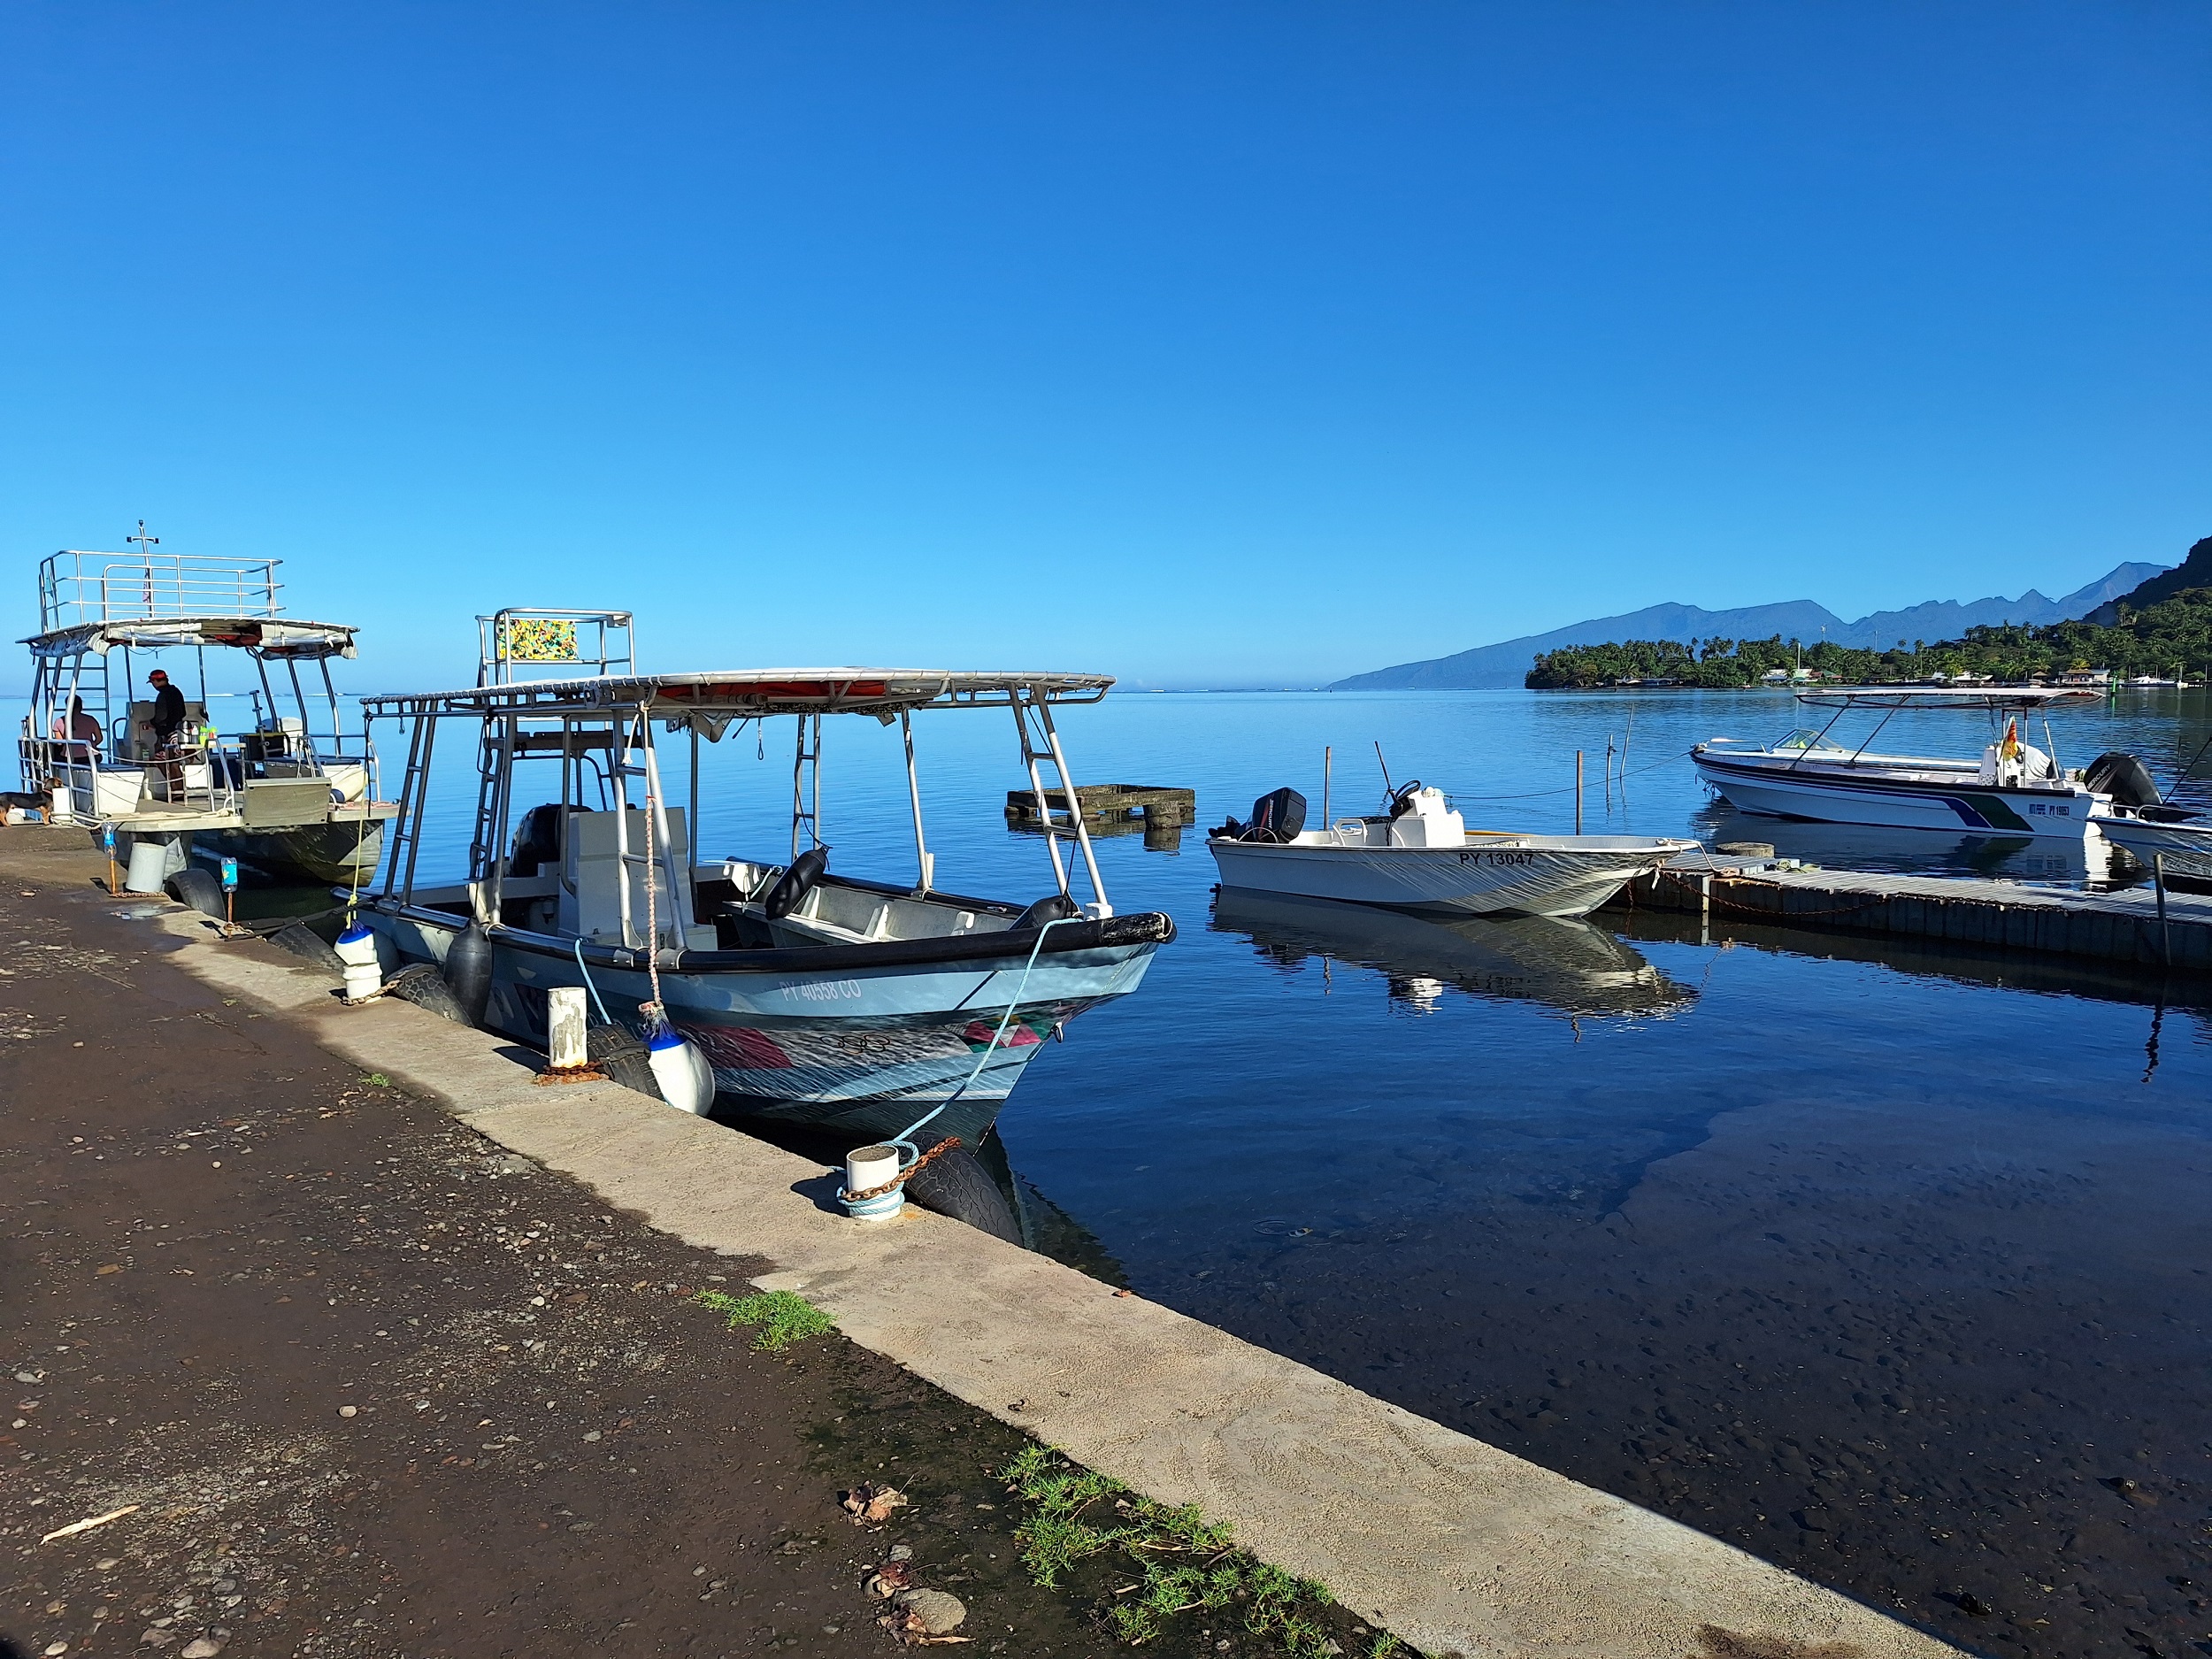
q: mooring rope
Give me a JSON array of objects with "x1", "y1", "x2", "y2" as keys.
[
  {"x1": 840, "y1": 1136, "x2": 965, "y2": 1204},
  {"x1": 837, "y1": 911, "x2": 1083, "y2": 1205}
]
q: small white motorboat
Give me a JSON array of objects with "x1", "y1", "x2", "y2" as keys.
[
  {"x1": 2085, "y1": 747, "x2": 2212, "y2": 880},
  {"x1": 2094, "y1": 810, "x2": 2212, "y2": 881},
  {"x1": 1207, "y1": 783, "x2": 1697, "y2": 919}
]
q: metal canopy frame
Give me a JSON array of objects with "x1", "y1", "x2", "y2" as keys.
[
  {"x1": 18, "y1": 545, "x2": 377, "y2": 821},
  {"x1": 22, "y1": 617, "x2": 358, "y2": 659},
  {"x1": 365, "y1": 666, "x2": 1118, "y2": 933},
  {"x1": 357, "y1": 667, "x2": 1114, "y2": 722},
  {"x1": 1793, "y1": 687, "x2": 2100, "y2": 711}
]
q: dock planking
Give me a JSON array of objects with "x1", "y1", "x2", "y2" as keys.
[{"x1": 1606, "y1": 853, "x2": 2212, "y2": 972}]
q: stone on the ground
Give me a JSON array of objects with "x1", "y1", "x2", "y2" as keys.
[{"x1": 895, "y1": 1588, "x2": 965, "y2": 1633}]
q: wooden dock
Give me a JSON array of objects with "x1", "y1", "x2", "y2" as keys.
[
  {"x1": 1604, "y1": 853, "x2": 2212, "y2": 972},
  {"x1": 1004, "y1": 782, "x2": 1195, "y2": 828}
]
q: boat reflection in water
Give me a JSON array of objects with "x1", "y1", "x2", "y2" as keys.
[{"x1": 1210, "y1": 888, "x2": 1694, "y2": 1019}]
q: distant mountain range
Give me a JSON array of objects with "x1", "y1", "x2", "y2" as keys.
[{"x1": 1330, "y1": 561, "x2": 2171, "y2": 691}]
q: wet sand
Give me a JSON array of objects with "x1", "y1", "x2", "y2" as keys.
[{"x1": 0, "y1": 857, "x2": 1239, "y2": 1659}]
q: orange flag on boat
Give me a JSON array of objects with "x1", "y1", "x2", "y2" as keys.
[{"x1": 2000, "y1": 717, "x2": 2023, "y2": 761}]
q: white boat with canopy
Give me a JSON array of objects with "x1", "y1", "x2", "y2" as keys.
[
  {"x1": 1692, "y1": 687, "x2": 2111, "y2": 840},
  {"x1": 17, "y1": 542, "x2": 397, "y2": 884},
  {"x1": 1207, "y1": 780, "x2": 1696, "y2": 918},
  {"x1": 355, "y1": 610, "x2": 1173, "y2": 1149}
]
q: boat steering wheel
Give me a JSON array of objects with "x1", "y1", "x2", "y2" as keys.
[{"x1": 1387, "y1": 779, "x2": 1425, "y2": 817}]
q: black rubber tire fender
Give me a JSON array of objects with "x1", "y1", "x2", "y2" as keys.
[
  {"x1": 385, "y1": 963, "x2": 472, "y2": 1025},
  {"x1": 266, "y1": 920, "x2": 345, "y2": 975},
  {"x1": 442, "y1": 921, "x2": 495, "y2": 1029},
  {"x1": 902, "y1": 1145, "x2": 1024, "y2": 1246},
  {"x1": 763, "y1": 846, "x2": 830, "y2": 920},
  {"x1": 164, "y1": 866, "x2": 226, "y2": 919},
  {"x1": 587, "y1": 1023, "x2": 664, "y2": 1101}
]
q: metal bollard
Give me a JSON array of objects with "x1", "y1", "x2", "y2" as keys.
[
  {"x1": 842, "y1": 1144, "x2": 906, "y2": 1221},
  {"x1": 548, "y1": 987, "x2": 589, "y2": 1070}
]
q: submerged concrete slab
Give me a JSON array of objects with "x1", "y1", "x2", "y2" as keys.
[{"x1": 138, "y1": 899, "x2": 1961, "y2": 1659}]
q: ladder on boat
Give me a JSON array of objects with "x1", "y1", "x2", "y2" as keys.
[
  {"x1": 1010, "y1": 687, "x2": 1111, "y2": 917},
  {"x1": 790, "y1": 713, "x2": 822, "y2": 859}
]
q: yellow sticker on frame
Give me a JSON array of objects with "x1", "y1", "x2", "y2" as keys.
[{"x1": 503, "y1": 618, "x2": 580, "y2": 664}]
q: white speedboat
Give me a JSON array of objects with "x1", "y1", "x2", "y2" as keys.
[
  {"x1": 1207, "y1": 783, "x2": 1696, "y2": 918},
  {"x1": 2085, "y1": 749, "x2": 2212, "y2": 880},
  {"x1": 2094, "y1": 810, "x2": 2212, "y2": 881},
  {"x1": 1693, "y1": 687, "x2": 2108, "y2": 839}
]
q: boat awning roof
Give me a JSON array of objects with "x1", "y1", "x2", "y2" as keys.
[
  {"x1": 23, "y1": 617, "x2": 360, "y2": 660},
  {"x1": 358, "y1": 667, "x2": 1117, "y2": 719},
  {"x1": 1793, "y1": 686, "x2": 2101, "y2": 710}
]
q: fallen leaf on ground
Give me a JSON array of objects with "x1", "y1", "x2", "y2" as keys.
[{"x1": 842, "y1": 1483, "x2": 910, "y2": 1525}]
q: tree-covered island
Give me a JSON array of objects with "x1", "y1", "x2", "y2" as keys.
[{"x1": 1527, "y1": 539, "x2": 2212, "y2": 689}]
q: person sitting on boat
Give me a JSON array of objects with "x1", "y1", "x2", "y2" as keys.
[{"x1": 50, "y1": 696, "x2": 102, "y2": 763}]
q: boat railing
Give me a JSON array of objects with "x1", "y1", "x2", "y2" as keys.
[
  {"x1": 20, "y1": 729, "x2": 250, "y2": 823},
  {"x1": 37, "y1": 551, "x2": 283, "y2": 630}
]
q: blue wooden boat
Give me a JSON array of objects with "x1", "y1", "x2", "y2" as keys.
[{"x1": 353, "y1": 612, "x2": 1171, "y2": 1147}]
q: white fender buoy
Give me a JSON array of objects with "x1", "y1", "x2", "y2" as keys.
[
  {"x1": 334, "y1": 921, "x2": 382, "y2": 1003},
  {"x1": 645, "y1": 1025, "x2": 715, "y2": 1115}
]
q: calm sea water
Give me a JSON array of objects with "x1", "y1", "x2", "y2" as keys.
[{"x1": 20, "y1": 684, "x2": 2212, "y2": 1651}]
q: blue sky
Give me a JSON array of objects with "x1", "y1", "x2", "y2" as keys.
[{"x1": 3, "y1": 3, "x2": 2207, "y2": 687}]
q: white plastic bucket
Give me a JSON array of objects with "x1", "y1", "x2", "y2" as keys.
[
  {"x1": 125, "y1": 839, "x2": 171, "y2": 894},
  {"x1": 334, "y1": 922, "x2": 381, "y2": 1002},
  {"x1": 123, "y1": 833, "x2": 189, "y2": 894}
]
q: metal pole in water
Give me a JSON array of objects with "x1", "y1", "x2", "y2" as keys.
[
  {"x1": 1322, "y1": 745, "x2": 1332, "y2": 827},
  {"x1": 1575, "y1": 750, "x2": 1584, "y2": 834},
  {"x1": 2154, "y1": 853, "x2": 2170, "y2": 966}
]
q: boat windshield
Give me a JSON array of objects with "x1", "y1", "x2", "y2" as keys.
[{"x1": 1771, "y1": 727, "x2": 1848, "y2": 754}]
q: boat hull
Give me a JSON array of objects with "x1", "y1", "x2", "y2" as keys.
[
  {"x1": 1207, "y1": 835, "x2": 1694, "y2": 918},
  {"x1": 2092, "y1": 813, "x2": 2212, "y2": 881},
  {"x1": 1694, "y1": 753, "x2": 2104, "y2": 840},
  {"x1": 219, "y1": 818, "x2": 388, "y2": 884},
  {"x1": 361, "y1": 903, "x2": 1169, "y2": 1145}
]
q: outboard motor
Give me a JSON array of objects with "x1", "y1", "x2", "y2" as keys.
[
  {"x1": 508, "y1": 803, "x2": 566, "y2": 877},
  {"x1": 1244, "y1": 787, "x2": 1307, "y2": 843},
  {"x1": 2084, "y1": 752, "x2": 2162, "y2": 808}
]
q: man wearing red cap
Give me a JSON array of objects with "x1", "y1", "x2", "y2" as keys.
[{"x1": 148, "y1": 668, "x2": 188, "y2": 797}]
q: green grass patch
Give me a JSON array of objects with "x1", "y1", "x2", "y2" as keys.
[
  {"x1": 360, "y1": 1072, "x2": 391, "y2": 1087},
  {"x1": 692, "y1": 1288, "x2": 834, "y2": 1351},
  {"x1": 999, "y1": 1445, "x2": 1409, "y2": 1656}
]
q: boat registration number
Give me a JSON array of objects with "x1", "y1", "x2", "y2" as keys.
[
  {"x1": 1459, "y1": 850, "x2": 1537, "y2": 866},
  {"x1": 779, "y1": 978, "x2": 865, "y2": 1002}
]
